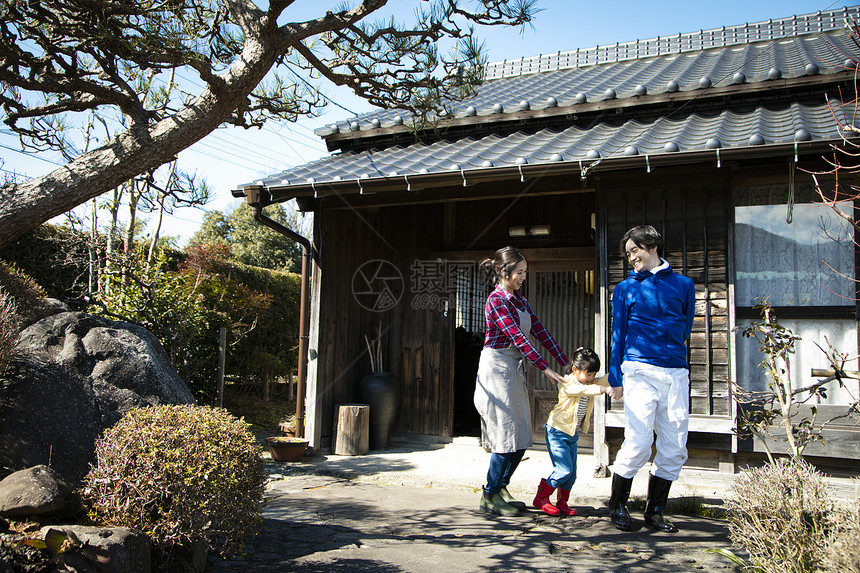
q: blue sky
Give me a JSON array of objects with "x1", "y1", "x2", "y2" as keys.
[{"x1": 1, "y1": 0, "x2": 855, "y2": 242}]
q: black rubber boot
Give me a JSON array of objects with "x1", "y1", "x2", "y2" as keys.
[
  {"x1": 644, "y1": 473, "x2": 678, "y2": 533},
  {"x1": 608, "y1": 473, "x2": 633, "y2": 531}
]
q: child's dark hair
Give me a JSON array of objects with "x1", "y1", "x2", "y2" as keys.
[
  {"x1": 479, "y1": 246, "x2": 526, "y2": 284},
  {"x1": 570, "y1": 347, "x2": 600, "y2": 373}
]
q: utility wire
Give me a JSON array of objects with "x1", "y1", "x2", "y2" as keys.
[
  {"x1": 0, "y1": 167, "x2": 32, "y2": 179},
  {"x1": 0, "y1": 141, "x2": 65, "y2": 166},
  {"x1": 172, "y1": 70, "x2": 338, "y2": 147},
  {"x1": 184, "y1": 139, "x2": 285, "y2": 172},
  {"x1": 162, "y1": 70, "x2": 332, "y2": 168}
]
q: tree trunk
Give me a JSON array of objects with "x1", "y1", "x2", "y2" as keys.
[
  {"x1": 122, "y1": 185, "x2": 141, "y2": 291},
  {"x1": 147, "y1": 160, "x2": 176, "y2": 271},
  {"x1": 89, "y1": 198, "x2": 98, "y2": 294}
]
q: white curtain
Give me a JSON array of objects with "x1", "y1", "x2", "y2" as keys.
[
  {"x1": 734, "y1": 183, "x2": 857, "y2": 406},
  {"x1": 734, "y1": 203, "x2": 854, "y2": 307},
  {"x1": 735, "y1": 318, "x2": 858, "y2": 405}
]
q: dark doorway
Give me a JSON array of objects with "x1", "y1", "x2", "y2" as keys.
[
  {"x1": 453, "y1": 327, "x2": 483, "y2": 436},
  {"x1": 451, "y1": 263, "x2": 491, "y2": 436}
]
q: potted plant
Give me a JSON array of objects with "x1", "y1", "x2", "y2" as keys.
[
  {"x1": 265, "y1": 436, "x2": 309, "y2": 462},
  {"x1": 360, "y1": 321, "x2": 400, "y2": 450}
]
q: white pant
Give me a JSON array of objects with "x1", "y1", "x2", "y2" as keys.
[{"x1": 611, "y1": 361, "x2": 689, "y2": 481}]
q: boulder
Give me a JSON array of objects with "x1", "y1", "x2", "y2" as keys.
[
  {"x1": 0, "y1": 312, "x2": 195, "y2": 485},
  {"x1": 38, "y1": 525, "x2": 151, "y2": 573},
  {"x1": 0, "y1": 465, "x2": 70, "y2": 518},
  {"x1": 18, "y1": 297, "x2": 70, "y2": 330}
]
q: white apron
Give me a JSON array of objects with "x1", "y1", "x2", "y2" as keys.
[{"x1": 473, "y1": 308, "x2": 533, "y2": 453}]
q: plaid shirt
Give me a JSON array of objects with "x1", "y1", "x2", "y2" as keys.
[{"x1": 483, "y1": 285, "x2": 569, "y2": 370}]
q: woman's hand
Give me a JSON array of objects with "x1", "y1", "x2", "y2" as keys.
[{"x1": 543, "y1": 368, "x2": 565, "y2": 385}]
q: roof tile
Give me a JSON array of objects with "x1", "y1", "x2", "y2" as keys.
[
  {"x1": 258, "y1": 97, "x2": 850, "y2": 190},
  {"x1": 250, "y1": 8, "x2": 860, "y2": 193}
]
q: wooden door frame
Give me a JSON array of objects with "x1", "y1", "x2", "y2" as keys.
[{"x1": 525, "y1": 256, "x2": 596, "y2": 444}]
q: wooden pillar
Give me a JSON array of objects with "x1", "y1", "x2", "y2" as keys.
[
  {"x1": 593, "y1": 394, "x2": 611, "y2": 475},
  {"x1": 334, "y1": 404, "x2": 370, "y2": 456}
]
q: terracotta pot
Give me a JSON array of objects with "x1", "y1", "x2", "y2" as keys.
[{"x1": 266, "y1": 437, "x2": 308, "y2": 462}]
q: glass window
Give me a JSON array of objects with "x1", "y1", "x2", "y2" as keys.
[
  {"x1": 734, "y1": 183, "x2": 857, "y2": 403},
  {"x1": 454, "y1": 263, "x2": 491, "y2": 333},
  {"x1": 735, "y1": 185, "x2": 855, "y2": 307},
  {"x1": 735, "y1": 318, "x2": 856, "y2": 404}
]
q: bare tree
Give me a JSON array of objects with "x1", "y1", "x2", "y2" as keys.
[
  {"x1": 0, "y1": 0, "x2": 538, "y2": 246},
  {"x1": 808, "y1": 17, "x2": 860, "y2": 268},
  {"x1": 144, "y1": 162, "x2": 212, "y2": 270}
]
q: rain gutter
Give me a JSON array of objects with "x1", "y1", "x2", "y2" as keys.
[{"x1": 242, "y1": 184, "x2": 316, "y2": 440}]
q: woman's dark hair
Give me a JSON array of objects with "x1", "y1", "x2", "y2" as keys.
[
  {"x1": 619, "y1": 224, "x2": 663, "y2": 256},
  {"x1": 480, "y1": 246, "x2": 526, "y2": 283},
  {"x1": 570, "y1": 347, "x2": 600, "y2": 373}
]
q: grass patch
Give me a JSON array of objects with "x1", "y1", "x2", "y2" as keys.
[
  {"x1": 674, "y1": 495, "x2": 726, "y2": 519},
  {"x1": 628, "y1": 494, "x2": 726, "y2": 519},
  {"x1": 222, "y1": 385, "x2": 296, "y2": 434},
  {"x1": 627, "y1": 496, "x2": 646, "y2": 511}
]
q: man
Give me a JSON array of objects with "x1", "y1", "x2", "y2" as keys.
[{"x1": 606, "y1": 225, "x2": 695, "y2": 533}]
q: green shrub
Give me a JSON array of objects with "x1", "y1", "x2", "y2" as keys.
[
  {"x1": 0, "y1": 290, "x2": 17, "y2": 374},
  {"x1": 725, "y1": 458, "x2": 831, "y2": 573},
  {"x1": 82, "y1": 405, "x2": 266, "y2": 571},
  {"x1": 228, "y1": 262, "x2": 301, "y2": 387},
  {"x1": 0, "y1": 261, "x2": 48, "y2": 328},
  {"x1": 0, "y1": 224, "x2": 90, "y2": 308}
]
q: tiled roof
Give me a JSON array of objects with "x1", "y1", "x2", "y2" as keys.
[
  {"x1": 315, "y1": 6, "x2": 860, "y2": 138},
  {"x1": 241, "y1": 7, "x2": 860, "y2": 196},
  {"x1": 251, "y1": 96, "x2": 851, "y2": 194},
  {"x1": 483, "y1": 6, "x2": 858, "y2": 79}
]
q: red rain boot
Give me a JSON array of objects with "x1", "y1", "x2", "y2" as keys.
[
  {"x1": 556, "y1": 488, "x2": 577, "y2": 516},
  {"x1": 532, "y1": 478, "x2": 560, "y2": 516}
]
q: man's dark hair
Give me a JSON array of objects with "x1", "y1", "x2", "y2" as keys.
[{"x1": 619, "y1": 225, "x2": 663, "y2": 256}]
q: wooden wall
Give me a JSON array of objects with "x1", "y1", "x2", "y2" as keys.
[
  {"x1": 304, "y1": 159, "x2": 860, "y2": 465},
  {"x1": 599, "y1": 168, "x2": 732, "y2": 419},
  {"x1": 313, "y1": 203, "x2": 454, "y2": 446},
  {"x1": 311, "y1": 188, "x2": 597, "y2": 446}
]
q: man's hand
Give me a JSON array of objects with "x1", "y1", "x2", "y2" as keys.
[{"x1": 606, "y1": 386, "x2": 624, "y2": 400}]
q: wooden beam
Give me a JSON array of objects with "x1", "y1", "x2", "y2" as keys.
[{"x1": 431, "y1": 246, "x2": 595, "y2": 263}]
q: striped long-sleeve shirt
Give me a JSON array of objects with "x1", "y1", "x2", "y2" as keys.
[{"x1": 483, "y1": 285, "x2": 569, "y2": 370}]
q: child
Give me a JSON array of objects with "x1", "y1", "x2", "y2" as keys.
[{"x1": 533, "y1": 347, "x2": 609, "y2": 516}]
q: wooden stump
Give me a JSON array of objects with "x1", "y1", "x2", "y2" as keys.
[{"x1": 334, "y1": 403, "x2": 369, "y2": 456}]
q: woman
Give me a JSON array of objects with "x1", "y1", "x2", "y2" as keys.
[{"x1": 474, "y1": 246, "x2": 569, "y2": 516}]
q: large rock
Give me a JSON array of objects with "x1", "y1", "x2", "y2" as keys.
[
  {"x1": 0, "y1": 465, "x2": 70, "y2": 518},
  {"x1": 38, "y1": 525, "x2": 151, "y2": 573},
  {"x1": 0, "y1": 312, "x2": 195, "y2": 485}
]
